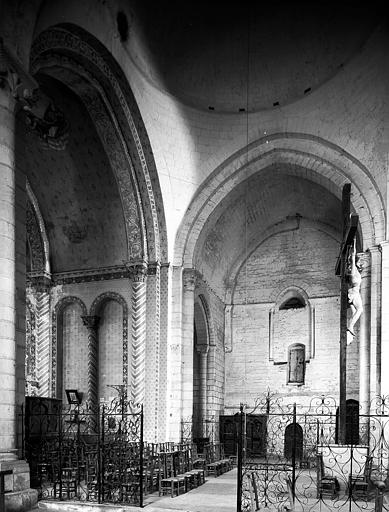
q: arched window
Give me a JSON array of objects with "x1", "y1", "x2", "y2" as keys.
[
  {"x1": 288, "y1": 343, "x2": 305, "y2": 385},
  {"x1": 280, "y1": 297, "x2": 305, "y2": 310}
]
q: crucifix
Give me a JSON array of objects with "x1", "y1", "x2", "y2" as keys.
[{"x1": 335, "y1": 183, "x2": 359, "y2": 444}]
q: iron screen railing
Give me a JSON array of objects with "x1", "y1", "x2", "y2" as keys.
[
  {"x1": 20, "y1": 396, "x2": 144, "y2": 506},
  {"x1": 234, "y1": 393, "x2": 389, "y2": 512}
]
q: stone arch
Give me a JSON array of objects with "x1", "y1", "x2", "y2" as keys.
[
  {"x1": 269, "y1": 285, "x2": 315, "y2": 361},
  {"x1": 30, "y1": 23, "x2": 168, "y2": 264},
  {"x1": 26, "y1": 181, "x2": 50, "y2": 274},
  {"x1": 89, "y1": 292, "x2": 129, "y2": 389},
  {"x1": 194, "y1": 295, "x2": 211, "y2": 349},
  {"x1": 174, "y1": 133, "x2": 386, "y2": 267},
  {"x1": 273, "y1": 286, "x2": 311, "y2": 308},
  {"x1": 52, "y1": 296, "x2": 88, "y2": 398},
  {"x1": 90, "y1": 291, "x2": 128, "y2": 317}
]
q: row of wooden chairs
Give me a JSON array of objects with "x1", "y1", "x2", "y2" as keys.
[
  {"x1": 158, "y1": 446, "x2": 206, "y2": 497},
  {"x1": 194, "y1": 442, "x2": 233, "y2": 477}
]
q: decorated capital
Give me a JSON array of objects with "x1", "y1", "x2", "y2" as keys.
[
  {"x1": 0, "y1": 38, "x2": 69, "y2": 149},
  {"x1": 125, "y1": 260, "x2": 148, "y2": 283}
]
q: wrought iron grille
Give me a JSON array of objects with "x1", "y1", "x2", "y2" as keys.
[
  {"x1": 21, "y1": 397, "x2": 143, "y2": 506},
  {"x1": 180, "y1": 415, "x2": 217, "y2": 444},
  {"x1": 235, "y1": 392, "x2": 389, "y2": 512}
]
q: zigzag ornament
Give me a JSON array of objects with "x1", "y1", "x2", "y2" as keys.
[{"x1": 127, "y1": 262, "x2": 148, "y2": 406}]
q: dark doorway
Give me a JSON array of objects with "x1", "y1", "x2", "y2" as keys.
[
  {"x1": 335, "y1": 399, "x2": 360, "y2": 444},
  {"x1": 220, "y1": 414, "x2": 267, "y2": 457},
  {"x1": 284, "y1": 422, "x2": 303, "y2": 460},
  {"x1": 220, "y1": 415, "x2": 238, "y2": 456}
]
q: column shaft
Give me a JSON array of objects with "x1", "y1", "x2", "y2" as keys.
[
  {"x1": 127, "y1": 263, "x2": 147, "y2": 406},
  {"x1": 380, "y1": 242, "x2": 389, "y2": 398},
  {"x1": 359, "y1": 251, "x2": 371, "y2": 416},
  {"x1": 199, "y1": 349, "x2": 208, "y2": 437},
  {"x1": 0, "y1": 90, "x2": 17, "y2": 459},
  {"x1": 182, "y1": 269, "x2": 196, "y2": 428},
  {"x1": 167, "y1": 265, "x2": 183, "y2": 441},
  {"x1": 369, "y1": 246, "x2": 382, "y2": 401},
  {"x1": 82, "y1": 316, "x2": 100, "y2": 408}
]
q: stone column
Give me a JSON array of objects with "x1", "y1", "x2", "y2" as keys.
[
  {"x1": 167, "y1": 265, "x2": 184, "y2": 441},
  {"x1": 81, "y1": 315, "x2": 100, "y2": 408},
  {"x1": 182, "y1": 268, "x2": 196, "y2": 430},
  {"x1": 369, "y1": 245, "x2": 382, "y2": 401},
  {"x1": 197, "y1": 345, "x2": 209, "y2": 437},
  {"x1": 358, "y1": 251, "x2": 371, "y2": 416},
  {"x1": 0, "y1": 62, "x2": 17, "y2": 463},
  {"x1": 29, "y1": 274, "x2": 52, "y2": 398},
  {"x1": 158, "y1": 262, "x2": 169, "y2": 442},
  {"x1": 145, "y1": 261, "x2": 160, "y2": 441},
  {"x1": 380, "y1": 241, "x2": 389, "y2": 398},
  {"x1": 0, "y1": 40, "x2": 38, "y2": 511},
  {"x1": 126, "y1": 261, "x2": 148, "y2": 405}
]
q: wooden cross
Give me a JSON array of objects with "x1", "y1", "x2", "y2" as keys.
[{"x1": 335, "y1": 183, "x2": 359, "y2": 444}]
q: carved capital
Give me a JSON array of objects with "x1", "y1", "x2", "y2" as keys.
[
  {"x1": 183, "y1": 268, "x2": 197, "y2": 291},
  {"x1": 27, "y1": 271, "x2": 52, "y2": 293},
  {"x1": 0, "y1": 38, "x2": 36, "y2": 98},
  {"x1": 82, "y1": 315, "x2": 100, "y2": 331},
  {"x1": 147, "y1": 261, "x2": 160, "y2": 276},
  {"x1": 125, "y1": 260, "x2": 148, "y2": 283},
  {"x1": 0, "y1": 39, "x2": 68, "y2": 149}
]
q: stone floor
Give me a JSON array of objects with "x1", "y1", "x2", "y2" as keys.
[{"x1": 36, "y1": 469, "x2": 237, "y2": 512}]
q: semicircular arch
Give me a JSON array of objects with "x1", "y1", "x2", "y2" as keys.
[
  {"x1": 175, "y1": 133, "x2": 385, "y2": 268},
  {"x1": 30, "y1": 23, "x2": 167, "y2": 264}
]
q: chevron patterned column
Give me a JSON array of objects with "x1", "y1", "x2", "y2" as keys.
[
  {"x1": 82, "y1": 315, "x2": 100, "y2": 408},
  {"x1": 29, "y1": 274, "x2": 52, "y2": 398},
  {"x1": 126, "y1": 261, "x2": 148, "y2": 406}
]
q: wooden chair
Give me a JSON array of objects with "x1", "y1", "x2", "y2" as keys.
[
  {"x1": 349, "y1": 456, "x2": 372, "y2": 499},
  {"x1": 159, "y1": 475, "x2": 186, "y2": 497},
  {"x1": 316, "y1": 453, "x2": 339, "y2": 499},
  {"x1": 53, "y1": 468, "x2": 77, "y2": 499}
]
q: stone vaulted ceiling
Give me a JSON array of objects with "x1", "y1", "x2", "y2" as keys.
[
  {"x1": 130, "y1": 1, "x2": 380, "y2": 112},
  {"x1": 17, "y1": 74, "x2": 127, "y2": 272},
  {"x1": 194, "y1": 168, "x2": 343, "y2": 298}
]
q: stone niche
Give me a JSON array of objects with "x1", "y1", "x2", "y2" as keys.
[{"x1": 269, "y1": 288, "x2": 315, "y2": 363}]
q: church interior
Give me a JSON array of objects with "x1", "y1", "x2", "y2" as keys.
[{"x1": 1, "y1": 1, "x2": 389, "y2": 510}]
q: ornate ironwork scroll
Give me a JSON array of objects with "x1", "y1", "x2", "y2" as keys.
[
  {"x1": 22, "y1": 397, "x2": 143, "y2": 506},
  {"x1": 236, "y1": 392, "x2": 389, "y2": 512}
]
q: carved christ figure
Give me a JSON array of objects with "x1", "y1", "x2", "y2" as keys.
[{"x1": 346, "y1": 239, "x2": 363, "y2": 343}]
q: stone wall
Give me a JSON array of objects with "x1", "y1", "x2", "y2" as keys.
[{"x1": 225, "y1": 227, "x2": 360, "y2": 409}]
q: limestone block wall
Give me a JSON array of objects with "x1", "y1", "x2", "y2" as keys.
[
  {"x1": 50, "y1": 279, "x2": 131, "y2": 402},
  {"x1": 225, "y1": 227, "x2": 360, "y2": 410},
  {"x1": 194, "y1": 279, "x2": 225, "y2": 424}
]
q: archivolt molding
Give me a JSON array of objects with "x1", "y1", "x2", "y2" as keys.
[
  {"x1": 31, "y1": 54, "x2": 145, "y2": 261},
  {"x1": 51, "y1": 296, "x2": 88, "y2": 397},
  {"x1": 175, "y1": 134, "x2": 385, "y2": 267},
  {"x1": 30, "y1": 24, "x2": 167, "y2": 263},
  {"x1": 26, "y1": 180, "x2": 50, "y2": 274},
  {"x1": 89, "y1": 291, "x2": 128, "y2": 317}
]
